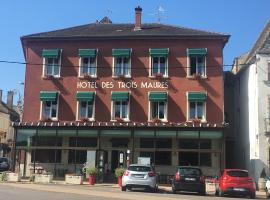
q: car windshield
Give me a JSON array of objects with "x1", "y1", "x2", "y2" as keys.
[
  {"x1": 0, "y1": 158, "x2": 8, "y2": 163},
  {"x1": 179, "y1": 168, "x2": 201, "y2": 176},
  {"x1": 227, "y1": 170, "x2": 248, "y2": 177},
  {"x1": 128, "y1": 166, "x2": 152, "y2": 172}
]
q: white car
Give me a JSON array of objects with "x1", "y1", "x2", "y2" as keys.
[{"x1": 121, "y1": 164, "x2": 158, "y2": 192}]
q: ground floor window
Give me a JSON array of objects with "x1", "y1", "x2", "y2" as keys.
[
  {"x1": 140, "y1": 138, "x2": 172, "y2": 148},
  {"x1": 140, "y1": 151, "x2": 154, "y2": 164},
  {"x1": 68, "y1": 150, "x2": 87, "y2": 164},
  {"x1": 178, "y1": 139, "x2": 211, "y2": 149},
  {"x1": 31, "y1": 149, "x2": 61, "y2": 163},
  {"x1": 69, "y1": 137, "x2": 97, "y2": 147},
  {"x1": 178, "y1": 152, "x2": 211, "y2": 167},
  {"x1": 140, "y1": 151, "x2": 171, "y2": 166}
]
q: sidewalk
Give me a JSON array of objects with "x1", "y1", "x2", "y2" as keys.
[{"x1": 0, "y1": 180, "x2": 267, "y2": 199}]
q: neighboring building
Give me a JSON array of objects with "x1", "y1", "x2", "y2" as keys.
[
  {"x1": 0, "y1": 90, "x2": 20, "y2": 157},
  {"x1": 14, "y1": 6, "x2": 229, "y2": 179},
  {"x1": 230, "y1": 19, "x2": 270, "y2": 182}
]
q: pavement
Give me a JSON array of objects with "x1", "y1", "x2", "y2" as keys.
[{"x1": 0, "y1": 180, "x2": 267, "y2": 200}]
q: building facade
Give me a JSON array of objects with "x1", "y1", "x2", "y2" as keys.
[
  {"x1": 14, "y1": 7, "x2": 229, "y2": 179},
  {"x1": 229, "y1": 19, "x2": 270, "y2": 182}
]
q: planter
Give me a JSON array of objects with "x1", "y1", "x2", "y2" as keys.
[
  {"x1": 65, "y1": 174, "x2": 83, "y2": 185},
  {"x1": 258, "y1": 178, "x2": 266, "y2": 191},
  {"x1": 118, "y1": 176, "x2": 122, "y2": 187},
  {"x1": 88, "y1": 175, "x2": 95, "y2": 185},
  {"x1": 34, "y1": 174, "x2": 53, "y2": 184},
  {"x1": 6, "y1": 172, "x2": 21, "y2": 182}
]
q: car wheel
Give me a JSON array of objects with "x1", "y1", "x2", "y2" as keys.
[
  {"x1": 219, "y1": 189, "x2": 224, "y2": 197},
  {"x1": 121, "y1": 186, "x2": 126, "y2": 191},
  {"x1": 249, "y1": 192, "x2": 255, "y2": 199},
  {"x1": 267, "y1": 190, "x2": 270, "y2": 199}
]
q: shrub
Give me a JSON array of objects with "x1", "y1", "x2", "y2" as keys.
[
  {"x1": 85, "y1": 166, "x2": 98, "y2": 176},
  {"x1": 115, "y1": 167, "x2": 126, "y2": 178}
]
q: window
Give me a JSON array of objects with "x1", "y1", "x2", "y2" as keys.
[
  {"x1": 189, "y1": 101, "x2": 205, "y2": 120},
  {"x1": 33, "y1": 136, "x2": 62, "y2": 146},
  {"x1": 42, "y1": 49, "x2": 61, "y2": 77},
  {"x1": 268, "y1": 62, "x2": 270, "y2": 81},
  {"x1": 78, "y1": 101, "x2": 94, "y2": 119},
  {"x1": 150, "y1": 101, "x2": 166, "y2": 120},
  {"x1": 42, "y1": 100, "x2": 58, "y2": 119},
  {"x1": 156, "y1": 138, "x2": 172, "y2": 148},
  {"x1": 178, "y1": 139, "x2": 211, "y2": 149},
  {"x1": 69, "y1": 137, "x2": 97, "y2": 147},
  {"x1": 32, "y1": 149, "x2": 61, "y2": 163},
  {"x1": 68, "y1": 150, "x2": 87, "y2": 164},
  {"x1": 114, "y1": 57, "x2": 130, "y2": 76},
  {"x1": 179, "y1": 152, "x2": 212, "y2": 167},
  {"x1": 80, "y1": 57, "x2": 96, "y2": 77},
  {"x1": 140, "y1": 138, "x2": 154, "y2": 148},
  {"x1": 112, "y1": 100, "x2": 129, "y2": 120},
  {"x1": 155, "y1": 151, "x2": 171, "y2": 165},
  {"x1": 187, "y1": 48, "x2": 207, "y2": 77},
  {"x1": 151, "y1": 57, "x2": 167, "y2": 76},
  {"x1": 149, "y1": 48, "x2": 169, "y2": 77},
  {"x1": 111, "y1": 138, "x2": 129, "y2": 148}
]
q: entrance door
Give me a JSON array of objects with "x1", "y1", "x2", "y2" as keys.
[{"x1": 111, "y1": 150, "x2": 119, "y2": 171}]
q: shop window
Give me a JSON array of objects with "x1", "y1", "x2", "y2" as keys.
[
  {"x1": 140, "y1": 138, "x2": 154, "y2": 148},
  {"x1": 33, "y1": 136, "x2": 62, "y2": 146},
  {"x1": 179, "y1": 139, "x2": 211, "y2": 149},
  {"x1": 68, "y1": 150, "x2": 87, "y2": 164},
  {"x1": 156, "y1": 138, "x2": 172, "y2": 148},
  {"x1": 69, "y1": 137, "x2": 97, "y2": 147},
  {"x1": 155, "y1": 151, "x2": 171, "y2": 165},
  {"x1": 32, "y1": 149, "x2": 61, "y2": 163},
  {"x1": 80, "y1": 57, "x2": 96, "y2": 77},
  {"x1": 78, "y1": 101, "x2": 94, "y2": 119},
  {"x1": 179, "y1": 152, "x2": 198, "y2": 166},
  {"x1": 140, "y1": 151, "x2": 154, "y2": 164},
  {"x1": 200, "y1": 153, "x2": 212, "y2": 167},
  {"x1": 112, "y1": 100, "x2": 129, "y2": 120},
  {"x1": 111, "y1": 138, "x2": 129, "y2": 148}
]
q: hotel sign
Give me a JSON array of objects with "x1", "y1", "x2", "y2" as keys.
[{"x1": 77, "y1": 81, "x2": 169, "y2": 89}]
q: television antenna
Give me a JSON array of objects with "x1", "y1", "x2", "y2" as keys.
[{"x1": 148, "y1": 6, "x2": 167, "y2": 23}]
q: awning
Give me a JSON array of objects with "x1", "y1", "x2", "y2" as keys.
[
  {"x1": 112, "y1": 49, "x2": 131, "y2": 57},
  {"x1": 76, "y1": 92, "x2": 95, "y2": 102},
  {"x1": 111, "y1": 92, "x2": 129, "y2": 101},
  {"x1": 188, "y1": 92, "x2": 207, "y2": 102},
  {"x1": 149, "y1": 92, "x2": 167, "y2": 102},
  {"x1": 187, "y1": 48, "x2": 207, "y2": 57},
  {"x1": 78, "y1": 49, "x2": 97, "y2": 57},
  {"x1": 40, "y1": 91, "x2": 58, "y2": 101},
  {"x1": 149, "y1": 48, "x2": 169, "y2": 57},
  {"x1": 42, "y1": 49, "x2": 60, "y2": 58}
]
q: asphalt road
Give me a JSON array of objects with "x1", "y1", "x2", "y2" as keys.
[{"x1": 0, "y1": 184, "x2": 264, "y2": 200}]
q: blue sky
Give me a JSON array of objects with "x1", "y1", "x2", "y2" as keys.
[{"x1": 0, "y1": 0, "x2": 269, "y2": 103}]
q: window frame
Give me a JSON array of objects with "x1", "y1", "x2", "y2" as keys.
[
  {"x1": 148, "y1": 92, "x2": 168, "y2": 122},
  {"x1": 149, "y1": 56, "x2": 168, "y2": 78},
  {"x1": 187, "y1": 54, "x2": 207, "y2": 78},
  {"x1": 79, "y1": 56, "x2": 97, "y2": 78},
  {"x1": 42, "y1": 50, "x2": 62, "y2": 78},
  {"x1": 111, "y1": 92, "x2": 130, "y2": 121},
  {"x1": 76, "y1": 95, "x2": 96, "y2": 121},
  {"x1": 112, "y1": 56, "x2": 131, "y2": 78},
  {"x1": 187, "y1": 100, "x2": 206, "y2": 121},
  {"x1": 39, "y1": 93, "x2": 59, "y2": 121}
]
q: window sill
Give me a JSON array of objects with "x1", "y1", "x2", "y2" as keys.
[
  {"x1": 42, "y1": 75, "x2": 61, "y2": 80},
  {"x1": 112, "y1": 76, "x2": 131, "y2": 80},
  {"x1": 149, "y1": 76, "x2": 169, "y2": 79},
  {"x1": 149, "y1": 119, "x2": 168, "y2": 123},
  {"x1": 77, "y1": 118, "x2": 95, "y2": 122},
  {"x1": 78, "y1": 75, "x2": 97, "y2": 80},
  {"x1": 186, "y1": 75, "x2": 208, "y2": 80},
  {"x1": 39, "y1": 118, "x2": 58, "y2": 122},
  {"x1": 187, "y1": 120, "x2": 207, "y2": 123},
  {"x1": 111, "y1": 119, "x2": 130, "y2": 122}
]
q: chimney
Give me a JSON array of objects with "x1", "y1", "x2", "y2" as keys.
[
  {"x1": 0, "y1": 90, "x2": 2, "y2": 102},
  {"x1": 134, "y1": 6, "x2": 142, "y2": 31},
  {"x1": 7, "y1": 91, "x2": 14, "y2": 109}
]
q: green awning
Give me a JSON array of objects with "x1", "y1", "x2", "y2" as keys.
[
  {"x1": 149, "y1": 92, "x2": 167, "y2": 102},
  {"x1": 188, "y1": 92, "x2": 207, "y2": 102},
  {"x1": 187, "y1": 48, "x2": 207, "y2": 57},
  {"x1": 112, "y1": 49, "x2": 131, "y2": 57},
  {"x1": 76, "y1": 92, "x2": 95, "y2": 102},
  {"x1": 40, "y1": 91, "x2": 58, "y2": 101},
  {"x1": 111, "y1": 92, "x2": 129, "y2": 101},
  {"x1": 78, "y1": 49, "x2": 97, "y2": 57},
  {"x1": 42, "y1": 49, "x2": 60, "y2": 58},
  {"x1": 149, "y1": 48, "x2": 169, "y2": 57}
]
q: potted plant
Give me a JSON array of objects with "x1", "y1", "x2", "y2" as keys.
[
  {"x1": 40, "y1": 117, "x2": 52, "y2": 122},
  {"x1": 115, "y1": 117, "x2": 124, "y2": 122},
  {"x1": 118, "y1": 74, "x2": 126, "y2": 79},
  {"x1": 152, "y1": 118, "x2": 161, "y2": 123},
  {"x1": 191, "y1": 118, "x2": 201, "y2": 124},
  {"x1": 86, "y1": 166, "x2": 98, "y2": 185},
  {"x1": 115, "y1": 167, "x2": 126, "y2": 187},
  {"x1": 0, "y1": 172, "x2": 7, "y2": 182},
  {"x1": 258, "y1": 168, "x2": 267, "y2": 191},
  {"x1": 43, "y1": 74, "x2": 54, "y2": 80},
  {"x1": 82, "y1": 73, "x2": 91, "y2": 79},
  {"x1": 80, "y1": 117, "x2": 89, "y2": 122}
]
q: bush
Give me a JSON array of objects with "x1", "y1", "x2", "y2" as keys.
[
  {"x1": 85, "y1": 166, "x2": 98, "y2": 176},
  {"x1": 0, "y1": 172, "x2": 7, "y2": 182},
  {"x1": 115, "y1": 167, "x2": 126, "y2": 178},
  {"x1": 29, "y1": 174, "x2": 35, "y2": 182}
]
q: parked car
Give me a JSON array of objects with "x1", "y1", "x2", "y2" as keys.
[
  {"x1": 0, "y1": 157, "x2": 10, "y2": 172},
  {"x1": 121, "y1": 164, "x2": 158, "y2": 192},
  {"x1": 171, "y1": 166, "x2": 206, "y2": 195},
  {"x1": 265, "y1": 178, "x2": 270, "y2": 198},
  {"x1": 215, "y1": 169, "x2": 256, "y2": 199}
]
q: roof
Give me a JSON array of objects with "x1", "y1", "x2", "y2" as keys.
[
  {"x1": 21, "y1": 23, "x2": 229, "y2": 41},
  {"x1": 0, "y1": 101, "x2": 20, "y2": 121},
  {"x1": 245, "y1": 19, "x2": 270, "y2": 64}
]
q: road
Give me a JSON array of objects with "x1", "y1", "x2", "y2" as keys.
[{"x1": 0, "y1": 183, "x2": 264, "y2": 200}]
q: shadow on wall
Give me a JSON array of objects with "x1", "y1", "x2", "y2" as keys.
[{"x1": 250, "y1": 159, "x2": 270, "y2": 188}]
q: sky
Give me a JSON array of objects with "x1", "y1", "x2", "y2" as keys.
[{"x1": 0, "y1": 0, "x2": 269, "y2": 104}]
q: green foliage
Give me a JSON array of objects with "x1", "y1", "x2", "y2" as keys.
[
  {"x1": 0, "y1": 172, "x2": 7, "y2": 182},
  {"x1": 115, "y1": 167, "x2": 126, "y2": 178},
  {"x1": 29, "y1": 174, "x2": 35, "y2": 182},
  {"x1": 85, "y1": 166, "x2": 98, "y2": 175}
]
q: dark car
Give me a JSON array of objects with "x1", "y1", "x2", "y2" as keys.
[
  {"x1": 0, "y1": 157, "x2": 10, "y2": 172},
  {"x1": 171, "y1": 166, "x2": 206, "y2": 195},
  {"x1": 215, "y1": 169, "x2": 256, "y2": 199}
]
